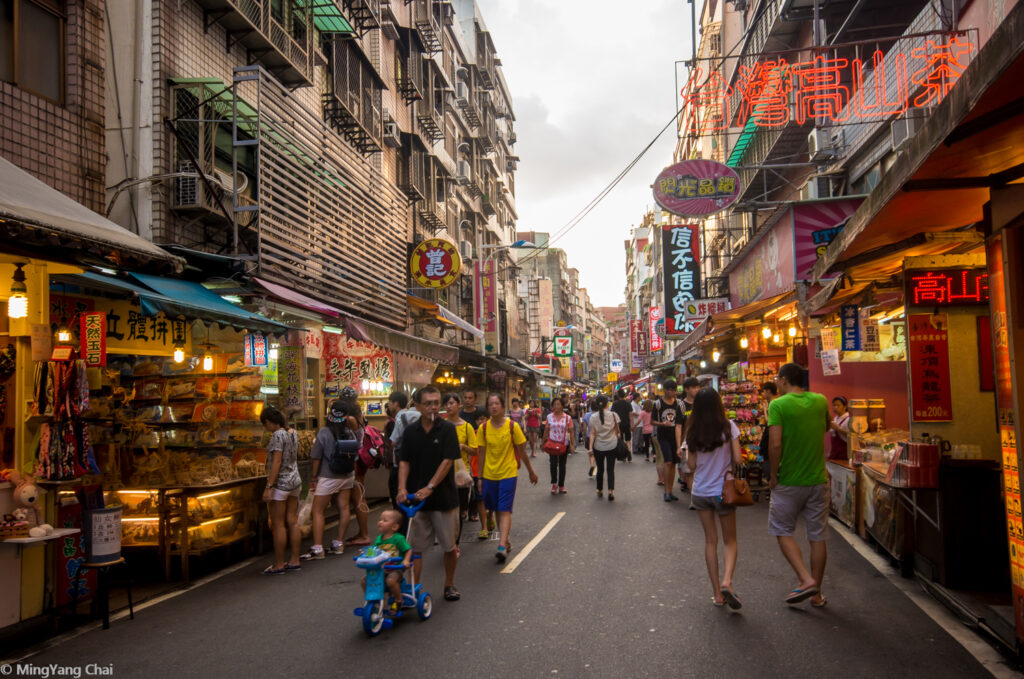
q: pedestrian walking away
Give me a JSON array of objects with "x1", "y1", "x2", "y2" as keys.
[
  {"x1": 301, "y1": 400, "x2": 358, "y2": 561},
  {"x1": 524, "y1": 399, "x2": 543, "y2": 457},
  {"x1": 584, "y1": 399, "x2": 599, "y2": 477},
  {"x1": 588, "y1": 395, "x2": 621, "y2": 501},
  {"x1": 758, "y1": 382, "x2": 778, "y2": 488},
  {"x1": 610, "y1": 389, "x2": 633, "y2": 462},
  {"x1": 640, "y1": 399, "x2": 654, "y2": 461},
  {"x1": 260, "y1": 406, "x2": 302, "y2": 574},
  {"x1": 397, "y1": 385, "x2": 462, "y2": 602},
  {"x1": 337, "y1": 386, "x2": 372, "y2": 547},
  {"x1": 684, "y1": 387, "x2": 744, "y2": 609},
  {"x1": 651, "y1": 380, "x2": 684, "y2": 502},
  {"x1": 478, "y1": 393, "x2": 538, "y2": 563},
  {"x1": 542, "y1": 396, "x2": 574, "y2": 494},
  {"x1": 768, "y1": 362, "x2": 831, "y2": 608}
]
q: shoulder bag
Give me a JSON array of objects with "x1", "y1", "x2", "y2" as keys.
[{"x1": 721, "y1": 469, "x2": 754, "y2": 506}]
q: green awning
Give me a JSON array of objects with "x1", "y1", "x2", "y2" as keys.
[
  {"x1": 297, "y1": 0, "x2": 356, "y2": 34},
  {"x1": 727, "y1": 115, "x2": 758, "y2": 167},
  {"x1": 168, "y1": 77, "x2": 259, "y2": 122}
]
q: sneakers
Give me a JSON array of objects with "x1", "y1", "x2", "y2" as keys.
[
  {"x1": 551, "y1": 484, "x2": 558, "y2": 494},
  {"x1": 558, "y1": 486, "x2": 567, "y2": 494},
  {"x1": 664, "y1": 493, "x2": 672, "y2": 502},
  {"x1": 327, "y1": 540, "x2": 345, "y2": 555},
  {"x1": 300, "y1": 545, "x2": 325, "y2": 560},
  {"x1": 669, "y1": 494, "x2": 680, "y2": 501},
  {"x1": 496, "y1": 545, "x2": 508, "y2": 563}
]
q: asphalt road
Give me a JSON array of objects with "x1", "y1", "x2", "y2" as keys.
[{"x1": 7, "y1": 448, "x2": 1015, "y2": 678}]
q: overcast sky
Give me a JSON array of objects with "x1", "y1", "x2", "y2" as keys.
[{"x1": 478, "y1": 0, "x2": 693, "y2": 308}]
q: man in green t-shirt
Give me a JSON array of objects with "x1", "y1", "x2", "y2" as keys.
[{"x1": 767, "y1": 363, "x2": 830, "y2": 608}]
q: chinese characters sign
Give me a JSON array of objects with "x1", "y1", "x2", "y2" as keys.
[
  {"x1": 410, "y1": 238, "x2": 462, "y2": 289},
  {"x1": 475, "y1": 260, "x2": 498, "y2": 355},
  {"x1": 278, "y1": 345, "x2": 305, "y2": 418},
  {"x1": 79, "y1": 312, "x2": 106, "y2": 367},
  {"x1": 729, "y1": 213, "x2": 795, "y2": 307},
  {"x1": 906, "y1": 268, "x2": 989, "y2": 306},
  {"x1": 678, "y1": 298, "x2": 730, "y2": 321},
  {"x1": 243, "y1": 333, "x2": 269, "y2": 367},
  {"x1": 840, "y1": 305, "x2": 860, "y2": 351},
  {"x1": 908, "y1": 314, "x2": 952, "y2": 421},
  {"x1": 680, "y1": 35, "x2": 975, "y2": 136},
  {"x1": 649, "y1": 307, "x2": 663, "y2": 352},
  {"x1": 629, "y1": 319, "x2": 645, "y2": 368},
  {"x1": 653, "y1": 160, "x2": 740, "y2": 216},
  {"x1": 323, "y1": 332, "x2": 395, "y2": 393},
  {"x1": 663, "y1": 224, "x2": 702, "y2": 336}
]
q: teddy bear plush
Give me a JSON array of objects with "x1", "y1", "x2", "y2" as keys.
[{"x1": 8, "y1": 470, "x2": 53, "y2": 537}]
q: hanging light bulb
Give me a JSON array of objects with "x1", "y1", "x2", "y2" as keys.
[
  {"x1": 761, "y1": 326, "x2": 771, "y2": 339},
  {"x1": 7, "y1": 263, "x2": 27, "y2": 319},
  {"x1": 56, "y1": 323, "x2": 71, "y2": 343},
  {"x1": 202, "y1": 353, "x2": 214, "y2": 371},
  {"x1": 699, "y1": 360, "x2": 707, "y2": 369},
  {"x1": 712, "y1": 349, "x2": 721, "y2": 363},
  {"x1": 460, "y1": 377, "x2": 465, "y2": 383},
  {"x1": 173, "y1": 344, "x2": 185, "y2": 364},
  {"x1": 788, "y1": 325, "x2": 797, "y2": 337},
  {"x1": 773, "y1": 333, "x2": 781, "y2": 344},
  {"x1": 739, "y1": 336, "x2": 748, "y2": 349}
]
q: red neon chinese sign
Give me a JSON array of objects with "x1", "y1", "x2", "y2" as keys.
[
  {"x1": 908, "y1": 314, "x2": 952, "y2": 421},
  {"x1": 906, "y1": 268, "x2": 989, "y2": 306},
  {"x1": 680, "y1": 34, "x2": 974, "y2": 135}
]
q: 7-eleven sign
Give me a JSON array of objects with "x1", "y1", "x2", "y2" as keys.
[{"x1": 553, "y1": 335, "x2": 574, "y2": 357}]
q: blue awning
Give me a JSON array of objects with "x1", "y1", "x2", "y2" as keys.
[{"x1": 68, "y1": 272, "x2": 289, "y2": 333}]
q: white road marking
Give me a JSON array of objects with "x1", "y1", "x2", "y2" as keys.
[
  {"x1": 831, "y1": 518, "x2": 1017, "y2": 679},
  {"x1": 501, "y1": 511, "x2": 566, "y2": 574}
]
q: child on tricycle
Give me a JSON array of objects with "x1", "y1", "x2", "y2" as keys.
[{"x1": 361, "y1": 509, "x2": 412, "y2": 615}]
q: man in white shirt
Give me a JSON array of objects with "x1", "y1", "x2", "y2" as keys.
[{"x1": 630, "y1": 393, "x2": 644, "y2": 461}]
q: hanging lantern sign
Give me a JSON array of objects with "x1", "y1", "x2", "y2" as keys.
[
  {"x1": 653, "y1": 159, "x2": 741, "y2": 217},
  {"x1": 244, "y1": 332, "x2": 269, "y2": 367},
  {"x1": 410, "y1": 239, "x2": 462, "y2": 289}
]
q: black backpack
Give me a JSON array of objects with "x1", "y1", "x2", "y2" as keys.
[{"x1": 327, "y1": 426, "x2": 360, "y2": 475}]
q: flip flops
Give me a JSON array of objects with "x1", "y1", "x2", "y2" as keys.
[
  {"x1": 785, "y1": 586, "x2": 820, "y2": 604},
  {"x1": 283, "y1": 563, "x2": 301, "y2": 572},
  {"x1": 262, "y1": 565, "x2": 286, "y2": 575},
  {"x1": 721, "y1": 587, "x2": 742, "y2": 610},
  {"x1": 811, "y1": 595, "x2": 828, "y2": 608},
  {"x1": 444, "y1": 586, "x2": 461, "y2": 601}
]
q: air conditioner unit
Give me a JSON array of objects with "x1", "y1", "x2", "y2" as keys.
[
  {"x1": 383, "y1": 121, "x2": 402, "y2": 148},
  {"x1": 173, "y1": 161, "x2": 231, "y2": 215},
  {"x1": 799, "y1": 176, "x2": 833, "y2": 201},
  {"x1": 456, "y1": 160, "x2": 470, "y2": 185},
  {"x1": 807, "y1": 128, "x2": 833, "y2": 161},
  {"x1": 505, "y1": 159, "x2": 516, "y2": 173},
  {"x1": 381, "y1": 18, "x2": 400, "y2": 41},
  {"x1": 455, "y1": 81, "x2": 468, "y2": 106},
  {"x1": 460, "y1": 240, "x2": 474, "y2": 259},
  {"x1": 891, "y1": 114, "x2": 924, "y2": 151}
]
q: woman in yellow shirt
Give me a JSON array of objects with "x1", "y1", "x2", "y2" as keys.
[
  {"x1": 477, "y1": 393, "x2": 539, "y2": 563},
  {"x1": 443, "y1": 392, "x2": 478, "y2": 546}
]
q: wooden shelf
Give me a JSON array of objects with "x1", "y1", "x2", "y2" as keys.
[{"x1": 1, "y1": 527, "x2": 80, "y2": 545}]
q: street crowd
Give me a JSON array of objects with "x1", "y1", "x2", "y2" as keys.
[{"x1": 255, "y1": 362, "x2": 831, "y2": 612}]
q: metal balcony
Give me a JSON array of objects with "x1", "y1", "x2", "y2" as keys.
[
  {"x1": 339, "y1": 0, "x2": 380, "y2": 37},
  {"x1": 193, "y1": 0, "x2": 333, "y2": 89},
  {"x1": 415, "y1": 103, "x2": 445, "y2": 143},
  {"x1": 418, "y1": 200, "x2": 447, "y2": 231},
  {"x1": 397, "y1": 55, "x2": 424, "y2": 103},
  {"x1": 413, "y1": 0, "x2": 442, "y2": 54},
  {"x1": 399, "y1": 149, "x2": 427, "y2": 201}
]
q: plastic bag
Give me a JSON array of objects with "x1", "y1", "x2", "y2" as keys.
[{"x1": 297, "y1": 491, "x2": 315, "y2": 538}]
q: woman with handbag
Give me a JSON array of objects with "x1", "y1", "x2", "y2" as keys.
[
  {"x1": 443, "y1": 392, "x2": 478, "y2": 547},
  {"x1": 542, "y1": 396, "x2": 574, "y2": 494},
  {"x1": 684, "y1": 387, "x2": 745, "y2": 609},
  {"x1": 587, "y1": 395, "x2": 621, "y2": 501}
]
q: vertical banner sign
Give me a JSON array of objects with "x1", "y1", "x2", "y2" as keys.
[
  {"x1": 649, "y1": 307, "x2": 664, "y2": 352},
  {"x1": 475, "y1": 261, "x2": 499, "y2": 355},
  {"x1": 278, "y1": 345, "x2": 306, "y2": 418},
  {"x1": 243, "y1": 333, "x2": 269, "y2": 367},
  {"x1": 987, "y1": 236, "x2": 1024, "y2": 640},
  {"x1": 840, "y1": 305, "x2": 860, "y2": 351},
  {"x1": 80, "y1": 312, "x2": 107, "y2": 367},
  {"x1": 629, "y1": 319, "x2": 644, "y2": 368},
  {"x1": 663, "y1": 224, "x2": 701, "y2": 335},
  {"x1": 908, "y1": 314, "x2": 953, "y2": 421}
]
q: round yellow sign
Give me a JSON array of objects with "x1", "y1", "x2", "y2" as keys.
[{"x1": 410, "y1": 239, "x2": 462, "y2": 289}]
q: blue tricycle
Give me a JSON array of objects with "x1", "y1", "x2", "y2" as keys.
[{"x1": 353, "y1": 500, "x2": 432, "y2": 636}]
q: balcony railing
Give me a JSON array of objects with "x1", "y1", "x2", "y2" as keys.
[
  {"x1": 191, "y1": 0, "x2": 320, "y2": 88},
  {"x1": 396, "y1": 54, "x2": 424, "y2": 103},
  {"x1": 322, "y1": 39, "x2": 383, "y2": 155},
  {"x1": 340, "y1": 0, "x2": 380, "y2": 36},
  {"x1": 399, "y1": 149, "x2": 427, "y2": 201},
  {"x1": 415, "y1": 101, "x2": 445, "y2": 143},
  {"x1": 413, "y1": 0, "x2": 442, "y2": 54}
]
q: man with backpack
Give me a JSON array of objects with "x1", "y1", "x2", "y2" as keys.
[
  {"x1": 397, "y1": 386, "x2": 462, "y2": 601},
  {"x1": 301, "y1": 401, "x2": 359, "y2": 559}
]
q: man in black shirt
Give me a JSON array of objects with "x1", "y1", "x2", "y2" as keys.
[
  {"x1": 398, "y1": 385, "x2": 462, "y2": 602},
  {"x1": 459, "y1": 388, "x2": 488, "y2": 426},
  {"x1": 652, "y1": 379, "x2": 684, "y2": 502},
  {"x1": 610, "y1": 389, "x2": 633, "y2": 461}
]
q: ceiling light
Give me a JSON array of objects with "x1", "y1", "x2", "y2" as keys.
[{"x1": 7, "y1": 263, "x2": 27, "y2": 319}]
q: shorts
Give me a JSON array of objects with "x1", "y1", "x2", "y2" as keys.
[
  {"x1": 527, "y1": 426, "x2": 542, "y2": 435},
  {"x1": 482, "y1": 477, "x2": 517, "y2": 513},
  {"x1": 656, "y1": 438, "x2": 681, "y2": 465},
  {"x1": 314, "y1": 475, "x2": 355, "y2": 495},
  {"x1": 768, "y1": 484, "x2": 829, "y2": 542},
  {"x1": 690, "y1": 494, "x2": 736, "y2": 516},
  {"x1": 269, "y1": 486, "x2": 301, "y2": 502},
  {"x1": 409, "y1": 508, "x2": 460, "y2": 553}
]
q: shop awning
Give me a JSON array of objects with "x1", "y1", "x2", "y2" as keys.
[
  {"x1": 252, "y1": 276, "x2": 343, "y2": 318},
  {"x1": 672, "y1": 320, "x2": 712, "y2": 360},
  {"x1": 345, "y1": 315, "x2": 458, "y2": 364},
  {"x1": 510, "y1": 358, "x2": 552, "y2": 379},
  {"x1": 709, "y1": 290, "x2": 797, "y2": 324},
  {"x1": 812, "y1": 1, "x2": 1024, "y2": 282},
  {"x1": 0, "y1": 155, "x2": 177, "y2": 268},
  {"x1": 295, "y1": 0, "x2": 356, "y2": 34},
  {"x1": 66, "y1": 272, "x2": 290, "y2": 333},
  {"x1": 487, "y1": 356, "x2": 531, "y2": 378},
  {"x1": 406, "y1": 294, "x2": 484, "y2": 339},
  {"x1": 649, "y1": 356, "x2": 678, "y2": 371}
]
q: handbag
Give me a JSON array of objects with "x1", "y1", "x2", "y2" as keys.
[
  {"x1": 613, "y1": 437, "x2": 630, "y2": 461},
  {"x1": 721, "y1": 470, "x2": 754, "y2": 506},
  {"x1": 542, "y1": 439, "x2": 567, "y2": 456}
]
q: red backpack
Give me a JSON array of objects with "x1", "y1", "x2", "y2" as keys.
[{"x1": 358, "y1": 425, "x2": 386, "y2": 468}]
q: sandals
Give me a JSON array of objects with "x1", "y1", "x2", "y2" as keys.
[
  {"x1": 785, "y1": 586, "x2": 820, "y2": 605},
  {"x1": 262, "y1": 565, "x2": 286, "y2": 575},
  {"x1": 477, "y1": 529, "x2": 490, "y2": 540},
  {"x1": 444, "y1": 586, "x2": 461, "y2": 602},
  {"x1": 346, "y1": 537, "x2": 371, "y2": 547},
  {"x1": 283, "y1": 563, "x2": 302, "y2": 572},
  {"x1": 721, "y1": 587, "x2": 742, "y2": 610},
  {"x1": 811, "y1": 595, "x2": 828, "y2": 608}
]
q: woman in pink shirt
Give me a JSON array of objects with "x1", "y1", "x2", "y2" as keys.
[
  {"x1": 640, "y1": 400, "x2": 655, "y2": 461},
  {"x1": 542, "y1": 396, "x2": 574, "y2": 494},
  {"x1": 525, "y1": 399, "x2": 543, "y2": 457}
]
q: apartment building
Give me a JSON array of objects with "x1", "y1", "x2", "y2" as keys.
[{"x1": 104, "y1": 0, "x2": 517, "y2": 345}]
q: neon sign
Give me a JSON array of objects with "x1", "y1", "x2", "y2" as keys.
[
  {"x1": 680, "y1": 34, "x2": 975, "y2": 136},
  {"x1": 906, "y1": 269, "x2": 989, "y2": 306}
]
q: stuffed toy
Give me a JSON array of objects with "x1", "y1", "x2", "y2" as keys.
[{"x1": 8, "y1": 470, "x2": 53, "y2": 537}]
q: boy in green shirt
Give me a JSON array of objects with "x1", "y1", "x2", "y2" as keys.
[{"x1": 364, "y1": 509, "x2": 413, "y2": 613}]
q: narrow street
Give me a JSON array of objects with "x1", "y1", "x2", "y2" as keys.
[{"x1": 9, "y1": 449, "x2": 1011, "y2": 679}]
